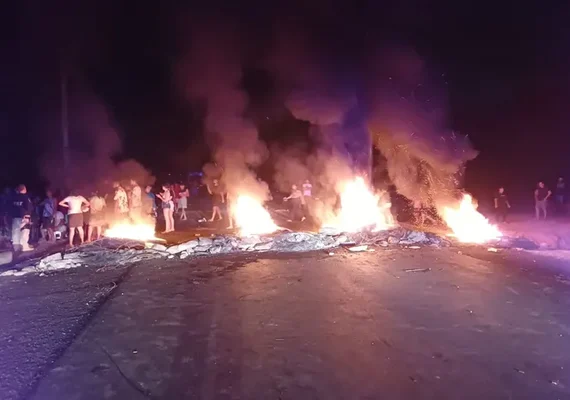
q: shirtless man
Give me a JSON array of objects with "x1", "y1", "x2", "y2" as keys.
[{"x1": 59, "y1": 191, "x2": 90, "y2": 246}]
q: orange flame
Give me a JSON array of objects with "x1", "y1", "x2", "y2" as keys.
[
  {"x1": 104, "y1": 223, "x2": 163, "y2": 242},
  {"x1": 441, "y1": 193, "x2": 502, "y2": 243},
  {"x1": 324, "y1": 177, "x2": 393, "y2": 233},
  {"x1": 233, "y1": 195, "x2": 278, "y2": 236}
]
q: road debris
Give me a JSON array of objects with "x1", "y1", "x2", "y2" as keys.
[
  {"x1": 403, "y1": 268, "x2": 431, "y2": 273},
  {"x1": 348, "y1": 245, "x2": 368, "y2": 252}
]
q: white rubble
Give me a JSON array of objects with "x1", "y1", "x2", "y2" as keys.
[{"x1": 0, "y1": 251, "x2": 13, "y2": 266}]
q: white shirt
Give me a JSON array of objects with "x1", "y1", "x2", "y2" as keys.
[
  {"x1": 302, "y1": 183, "x2": 312, "y2": 197},
  {"x1": 62, "y1": 195, "x2": 88, "y2": 215}
]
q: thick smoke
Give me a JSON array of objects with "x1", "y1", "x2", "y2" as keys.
[
  {"x1": 39, "y1": 85, "x2": 154, "y2": 193},
  {"x1": 366, "y1": 49, "x2": 478, "y2": 211},
  {"x1": 177, "y1": 22, "x2": 269, "y2": 201},
  {"x1": 265, "y1": 32, "x2": 372, "y2": 224}
]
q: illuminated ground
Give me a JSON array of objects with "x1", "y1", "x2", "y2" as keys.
[{"x1": 1, "y1": 246, "x2": 570, "y2": 399}]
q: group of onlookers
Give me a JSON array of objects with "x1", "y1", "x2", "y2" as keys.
[
  {"x1": 493, "y1": 177, "x2": 567, "y2": 222},
  {"x1": 0, "y1": 180, "x2": 195, "y2": 251}
]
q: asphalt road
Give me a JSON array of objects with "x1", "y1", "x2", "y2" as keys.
[{"x1": 2, "y1": 246, "x2": 570, "y2": 400}]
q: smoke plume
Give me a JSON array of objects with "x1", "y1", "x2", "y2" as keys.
[
  {"x1": 39, "y1": 85, "x2": 154, "y2": 193},
  {"x1": 366, "y1": 50, "x2": 478, "y2": 210},
  {"x1": 177, "y1": 21, "x2": 270, "y2": 201}
]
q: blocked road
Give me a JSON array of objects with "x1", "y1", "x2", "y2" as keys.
[{"x1": 0, "y1": 246, "x2": 564, "y2": 399}]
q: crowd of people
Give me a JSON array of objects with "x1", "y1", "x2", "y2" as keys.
[
  {"x1": 0, "y1": 180, "x2": 197, "y2": 252},
  {"x1": 3, "y1": 173, "x2": 565, "y2": 252}
]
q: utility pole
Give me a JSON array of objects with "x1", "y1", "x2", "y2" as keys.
[{"x1": 61, "y1": 63, "x2": 70, "y2": 189}]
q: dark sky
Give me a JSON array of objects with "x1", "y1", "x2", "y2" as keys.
[{"x1": 2, "y1": 1, "x2": 570, "y2": 199}]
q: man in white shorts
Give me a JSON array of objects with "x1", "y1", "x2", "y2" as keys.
[{"x1": 59, "y1": 191, "x2": 90, "y2": 246}]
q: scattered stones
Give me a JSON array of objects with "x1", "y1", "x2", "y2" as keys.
[
  {"x1": 348, "y1": 245, "x2": 368, "y2": 252},
  {"x1": 285, "y1": 232, "x2": 314, "y2": 243},
  {"x1": 399, "y1": 231, "x2": 429, "y2": 245},
  {"x1": 149, "y1": 244, "x2": 167, "y2": 252},
  {"x1": 193, "y1": 245, "x2": 211, "y2": 253},
  {"x1": 319, "y1": 226, "x2": 342, "y2": 236},
  {"x1": 255, "y1": 242, "x2": 274, "y2": 251},
  {"x1": 198, "y1": 237, "x2": 213, "y2": 246},
  {"x1": 387, "y1": 236, "x2": 399, "y2": 245},
  {"x1": 209, "y1": 246, "x2": 222, "y2": 254},
  {"x1": 335, "y1": 235, "x2": 349, "y2": 244},
  {"x1": 0, "y1": 251, "x2": 13, "y2": 266}
]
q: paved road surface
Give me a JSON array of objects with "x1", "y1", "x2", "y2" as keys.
[{"x1": 2, "y1": 246, "x2": 570, "y2": 399}]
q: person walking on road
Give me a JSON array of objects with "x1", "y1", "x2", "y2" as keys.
[
  {"x1": 534, "y1": 181, "x2": 552, "y2": 220},
  {"x1": 494, "y1": 187, "x2": 511, "y2": 223}
]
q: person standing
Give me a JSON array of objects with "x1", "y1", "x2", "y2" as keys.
[
  {"x1": 129, "y1": 179, "x2": 142, "y2": 221},
  {"x1": 143, "y1": 185, "x2": 157, "y2": 219},
  {"x1": 10, "y1": 184, "x2": 33, "y2": 252},
  {"x1": 156, "y1": 184, "x2": 175, "y2": 233},
  {"x1": 178, "y1": 184, "x2": 189, "y2": 221},
  {"x1": 40, "y1": 190, "x2": 57, "y2": 242},
  {"x1": 284, "y1": 184, "x2": 305, "y2": 222},
  {"x1": 59, "y1": 191, "x2": 90, "y2": 246},
  {"x1": 113, "y1": 182, "x2": 129, "y2": 221},
  {"x1": 88, "y1": 191, "x2": 106, "y2": 241},
  {"x1": 207, "y1": 179, "x2": 224, "y2": 222},
  {"x1": 534, "y1": 181, "x2": 552, "y2": 220},
  {"x1": 555, "y1": 177, "x2": 566, "y2": 215},
  {"x1": 494, "y1": 187, "x2": 511, "y2": 222}
]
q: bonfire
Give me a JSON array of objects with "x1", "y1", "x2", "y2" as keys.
[
  {"x1": 441, "y1": 193, "x2": 502, "y2": 243},
  {"x1": 232, "y1": 195, "x2": 279, "y2": 236},
  {"x1": 323, "y1": 176, "x2": 393, "y2": 233}
]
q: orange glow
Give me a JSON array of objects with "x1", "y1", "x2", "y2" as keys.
[
  {"x1": 442, "y1": 193, "x2": 502, "y2": 243},
  {"x1": 325, "y1": 177, "x2": 393, "y2": 233},
  {"x1": 104, "y1": 223, "x2": 163, "y2": 242},
  {"x1": 233, "y1": 195, "x2": 278, "y2": 236}
]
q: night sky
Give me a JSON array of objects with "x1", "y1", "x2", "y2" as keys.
[{"x1": 2, "y1": 1, "x2": 570, "y2": 204}]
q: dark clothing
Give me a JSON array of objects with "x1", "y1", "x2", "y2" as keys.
[
  {"x1": 556, "y1": 182, "x2": 565, "y2": 196},
  {"x1": 494, "y1": 192, "x2": 509, "y2": 209},
  {"x1": 42, "y1": 216, "x2": 54, "y2": 229},
  {"x1": 535, "y1": 187, "x2": 550, "y2": 201},
  {"x1": 10, "y1": 193, "x2": 33, "y2": 218}
]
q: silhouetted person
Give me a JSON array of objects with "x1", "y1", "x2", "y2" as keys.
[
  {"x1": 40, "y1": 190, "x2": 57, "y2": 242},
  {"x1": 494, "y1": 187, "x2": 511, "y2": 223},
  {"x1": 555, "y1": 177, "x2": 566, "y2": 215},
  {"x1": 284, "y1": 184, "x2": 305, "y2": 222},
  {"x1": 11, "y1": 184, "x2": 33, "y2": 252},
  {"x1": 534, "y1": 181, "x2": 552, "y2": 220}
]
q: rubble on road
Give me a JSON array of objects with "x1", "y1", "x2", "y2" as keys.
[{"x1": 0, "y1": 225, "x2": 500, "y2": 278}]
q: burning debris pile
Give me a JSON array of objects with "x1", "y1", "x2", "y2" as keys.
[{"x1": 0, "y1": 226, "x2": 452, "y2": 278}]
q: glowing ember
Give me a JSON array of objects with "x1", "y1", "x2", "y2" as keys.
[
  {"x1": 326, "y1": 177, "x2": 393, "y2": 233},
  {"x1": 104, "y1": 223, "x2": 163, "y2": 242},
  {"x1": 442, "y1": 193, "x2": 502, "y2": 243},
  {"x1": 233, "y1": 195, "x2": 278, "y2": 236}
]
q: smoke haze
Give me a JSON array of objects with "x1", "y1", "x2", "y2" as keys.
[{"x1": 176, "y1": 20, "x2": 270, "y2": 202}]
